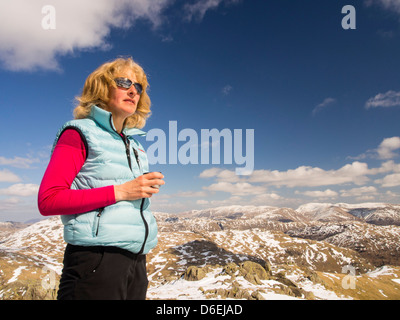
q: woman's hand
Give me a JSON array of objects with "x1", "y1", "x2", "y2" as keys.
[{"x1": 114, "y1": 172, "x2": 165, "y2": 202}]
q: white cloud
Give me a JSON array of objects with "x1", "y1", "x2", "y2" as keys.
[
  {"x1": 349, "y1": 137, "x2": 400, "y2": 160},
  {"x1": 0, "y1": 169, "x2": 21, "y2": 183},
  {"x1": 202, "y1": 195, "x2": 245, "y2": 207},
  {"x1": 385, "y1": 190, "x2": 399, "y2": 198},
  {"x1": 376, "y1": 136, "x2": 400, "y2": 159},
  {"x1": 184, "y1": 0, "x2": 224, "y2": 21},
  {"x1": 365, "y1": 90, "x2": 400, "y2": 109},
  {"x1": 198, "y1": 155, "x2": 400, "y2": 205},
  {"x1": 196, "y1": 199, "x2": 210, "y2": 205},
  {"x1": 176, "y1": 190, "x2": 208, "y2": 197},
  {"x1": 2, "y1": 197, "x2": 21, "y2": 205},
  {"x1": 0, "y1": 0, "x2": 244, "y2": 71},
  {"x1": 365, "y1": 0, "x2": 400, "y2": 14},
  {"x1": 0, "y1": 0, "x2": 172, "y2": 71},
  {"x1": 0, "y1": 156, "x2": 39, "y2": 169},
  {"x1": 199, "y1": 168, "x2": 241, "y2": 182},
  {"x1": 252, "y1": 192, "x2": 282, "y2": 201},
  {"x1": 0, "y1": 183, "x2": 39, "y2": 197},
  {"x1": 376, "y1": 173, "x2": 400, "y2": 187},
  {"x1": 184, "y1": 0, "x2": 241, "y2": 21},
  {"x1": 199, "y1": 167, "x2": 224, "y2": 178},
  {"x1": 340, "y1": 186, "x2": 378, "y2": 197},
  {"x1": 249, "y1": 161, "x2": 372, "y2": 187},
  {"x1": 295, "y1": 189, "x2": 338, "y2": 198},
  {"x1": 312, "y1": 97, "x2": 336, "y2": 115},
  {"x1": 370, "y1": 160, "x2": 400, "y2": 174},
  {"x1": 222, "y1": 85, "x2": 233, "y2": 96},
  {"x1": 204, "y1": 181, "x2": 267, "y2": 196}
]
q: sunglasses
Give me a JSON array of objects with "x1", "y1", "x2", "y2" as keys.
[{"x1": 114, "y1": 77, "x2": 143, "y2": 95}]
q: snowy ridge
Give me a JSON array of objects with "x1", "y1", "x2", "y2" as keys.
[
  {"x1": 296, "y1": 202, "x2": 400, "y2": 225},
  {"x1": 178, "y1": 202, "x2": 400, "y2": 226},
  {"x1": 179, "y1": 205, "x2": 309, "y2": 223},
  {"x1": 0, "y1": 217, "x2": 64, "y2": 275}
]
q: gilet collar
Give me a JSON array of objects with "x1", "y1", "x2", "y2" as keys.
[{"x1": 89, "y1": 105, "x2": 146, "y2": 137}]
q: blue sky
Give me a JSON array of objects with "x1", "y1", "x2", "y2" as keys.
[{"x1": 1, "y1": 0, "x2": 400, "y2": 222}]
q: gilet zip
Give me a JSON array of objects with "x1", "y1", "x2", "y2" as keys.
[
  {"x1": 132, "y1": 147, "x2": 149, "y2": 255},
  {"x1": 111, "y1": 115, "x2": 149, "y2": 255},
  {"x1": 95, "y1": 208, "x2": 104, "y2": 236}
]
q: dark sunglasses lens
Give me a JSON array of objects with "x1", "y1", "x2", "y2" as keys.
[
  {"x1": 134, "y1": 83, "x2": 143, "y2": 95},
  {"x1": 115, "y1": 78, "x2": 131, "y2": 89}
]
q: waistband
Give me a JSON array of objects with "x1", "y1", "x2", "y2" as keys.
[{"x1": 65, "y1": 243, "x2": 145, "y2": 260}]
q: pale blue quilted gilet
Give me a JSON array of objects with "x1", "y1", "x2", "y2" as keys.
[{"x1": 53, "y1": 106, "x2": 157, "y2": 254}]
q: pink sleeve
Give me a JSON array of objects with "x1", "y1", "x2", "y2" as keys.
[{"x1": 38, "y1": 128, "x2": 116, "y2": 216}]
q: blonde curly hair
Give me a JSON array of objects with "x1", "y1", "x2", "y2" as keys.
[{"x1": 73, "y1": 57, "x2": 151, "y2": 129}]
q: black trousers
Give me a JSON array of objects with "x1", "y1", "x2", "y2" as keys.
[{"x1": 57, "y1": 244, "x2": 148, "y2": 300}]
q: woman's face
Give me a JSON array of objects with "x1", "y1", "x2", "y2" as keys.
[{"x1": 107, "y1": 69, "x2": 141, "y2": 121}]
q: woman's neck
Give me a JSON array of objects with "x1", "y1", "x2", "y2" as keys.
[{"x1": 111, "y1": 115, "x2": 125, "y2": 133}]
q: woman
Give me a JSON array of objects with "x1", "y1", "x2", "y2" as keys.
[{"x1": 38, "y1": 57, "x2": 165, "y2": 300}]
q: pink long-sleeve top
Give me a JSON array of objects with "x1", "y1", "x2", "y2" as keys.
[{"x1": 38, "y1": 129, "x2": 116, "y2": 216}]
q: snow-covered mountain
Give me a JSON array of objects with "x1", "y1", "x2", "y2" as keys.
[
  {"x1": 296, "y1": 202, "x2": 400, "y2": 225},
  {"x1": 179, "y1": 205, "x2": 310, "y2": 222},
  {"x1": 176, "y1": 202, "x2": 400, "y2": 226},
  {"x1": 0, "y1": 221, "x2": 30, "y2": 239},
  {"x1": 1, "y1": 202, "x2": 400, "y2": 300}
]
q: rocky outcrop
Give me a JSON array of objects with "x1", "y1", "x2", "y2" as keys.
[
  {"x1": 182, "y1": 261, "x2": 317, "y2": 300},
  {"x1": 183, "y1": 266, "x2": 207, "y2": 281},
  {"x1": 0, "y1": 280, "x2": 58, "y2": 300},
  {"x1": 286, "y1": 221, "x2": 400, "y2": 267},
  {"x1": 221, "y1": 261, "x2": 272, "y2": 282},
  {"x1": 202, "y1": 285, "x2": 266, "y2": 300}
]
